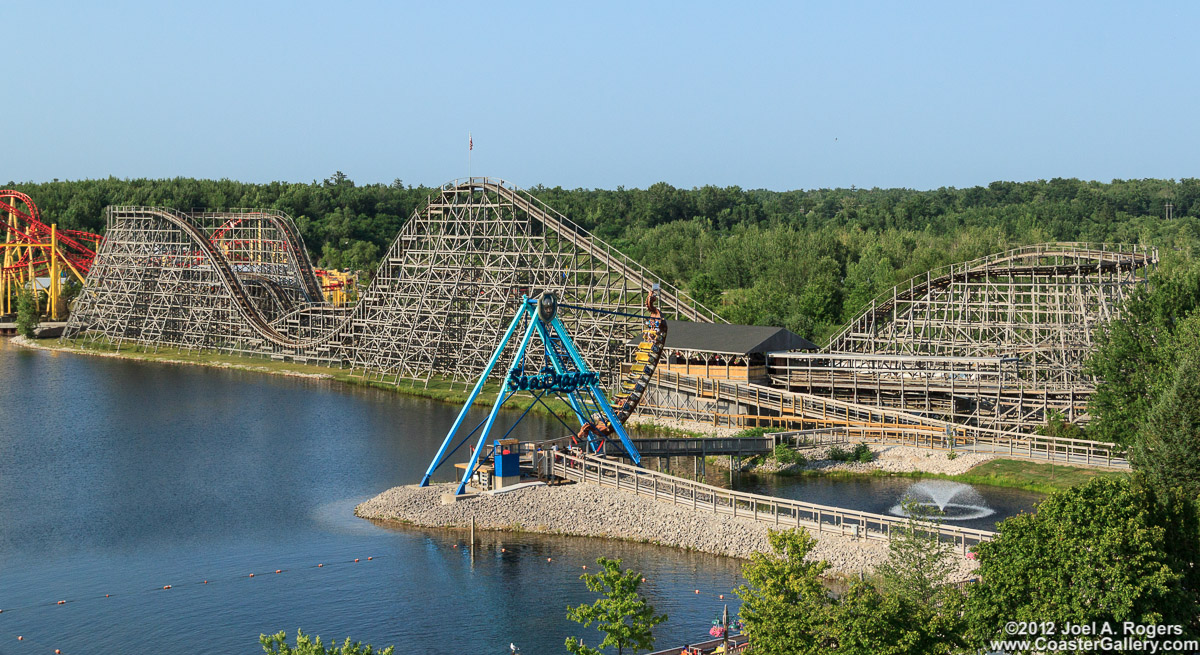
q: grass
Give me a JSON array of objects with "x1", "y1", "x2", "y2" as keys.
[
  {"x1": 33, "y1": 335, "x2": 701, "y2": 438},
  {"x1": 952, "y1": 458, "x2": 1127, "y2": 494}
]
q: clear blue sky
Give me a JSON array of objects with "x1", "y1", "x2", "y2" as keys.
[{"x1": 6, "y1": 1, "x2": 1197, "y2": 190}]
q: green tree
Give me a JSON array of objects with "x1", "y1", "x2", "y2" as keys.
[
  {"x1": 735, "y1": 528, "x2": 834, "y2": 655},
  {"x1": 965, "y1": 476, "x2": 1200, "y2": 646},
  {"x1": 1132, "y1": 358, "x2": 1200, "y2": 496},
  {"x1": 15, "y1": 287, "x2": 40, "y2": 338},
  {"x1": 840, "y1": 500, "x2": 965, "y2": 654},
  {"x1": 1086, "y1": 258, "x2": 1200, "y2": 444},
  {"x1": 565, "y1": 557, "x2": 666, "y2": 655},
  {"x1": 260, "y1": 630, "x2": 394, "y2": 655}
]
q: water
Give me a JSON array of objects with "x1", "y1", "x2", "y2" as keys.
[
  {"x1": 0, "y1": 342, "x2": 745, "y2": 654},
  {"x1": 890, "y1": 480, "x2": 997, "y2": 522},
  {"x1": 0, "y1": 341, "x2": 1042, "y2": 653},
  {"x1": 724, "y1": 471, "x2": 1041, "y2": 533}
]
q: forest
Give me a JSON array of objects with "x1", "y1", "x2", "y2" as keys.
[{"x1": 7, "y1": 174, "x2": 1198, "y2": 344}]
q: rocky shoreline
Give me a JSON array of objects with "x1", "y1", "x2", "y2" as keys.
[{"x1": 355, "y1": 481, "x2": 980, "y2": 581}]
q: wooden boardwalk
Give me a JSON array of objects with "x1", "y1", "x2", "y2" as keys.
[{"x1": 644, "y1": 369, "x2": 1129, "y2": 469}]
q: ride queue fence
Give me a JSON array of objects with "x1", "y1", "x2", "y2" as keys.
[
  {"x1": 646, "y1": 369, "x2": 1129, "y2": 469},
  {"x1": 547, "y1": 450, "x2": 996, "y2": 553},
  {"x1": 771, "y1": 426, "x2": 1127, "y2": 469}
]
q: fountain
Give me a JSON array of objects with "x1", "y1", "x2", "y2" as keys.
[{"x1": 889, "y1": 480, "x2": 995, "y2": 521}]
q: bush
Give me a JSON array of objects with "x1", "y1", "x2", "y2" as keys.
[
  {"x1": 733, "y1": 427, "x2": 773, "y2": 438},
  {"x1": 773, "y1": 443, "x2": 806, "y2": 466},
  {"x1": 852, "y1": 442, "x2": 873, "y2": 463},
  {"x1": 964, "y1": 476, "x2": 1200, "y2": 646},
  {"x1": 15, "y1": 288, "x2": 39, "y2": 338},
  {"x1": 946, "y1": 451, "x2": 958, "y2": 461},
  {"x1": 828, "y1": 445, "x2": 852, "y2": 461},
  {"x1": 261, "y1": 630, "x2": 394, "y2": 655}
]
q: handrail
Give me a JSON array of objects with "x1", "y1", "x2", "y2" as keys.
[
  {"x1": 608, "y1": 436, "x2": 775, "y2": 456},
  {"x1": 648, "y1": 369, "x2": 1129, "y2": 468},
  {"x1": 550, "y1": 451, "x2": 995, "y2": 550}
]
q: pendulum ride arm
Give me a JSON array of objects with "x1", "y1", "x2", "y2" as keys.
[
  {"x1": 549, "y1": 315, "x2": 642, "y2": 465},
  {"x1": 611, "y1": 286, "x2": 668, "y2": 423}
]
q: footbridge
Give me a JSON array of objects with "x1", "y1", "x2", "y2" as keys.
[
  {"x1": 611, "y1": 436, "x2": 774, "y2": 458},
  {"x1": 545, "y1": 450, "x2": 995, "y2": 550}
]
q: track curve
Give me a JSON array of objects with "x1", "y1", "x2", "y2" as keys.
[{"x1": 826, "y1": 243, "x2": 1157, "y2": 352}]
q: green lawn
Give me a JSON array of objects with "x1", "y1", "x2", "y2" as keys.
[{"x1": 955, "y1": 458, "x2": 1127, "y2": 494}]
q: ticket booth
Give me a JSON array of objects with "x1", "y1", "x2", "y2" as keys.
[{"x1": 492, "y1": 438, "x2": 521, "y2": 489}]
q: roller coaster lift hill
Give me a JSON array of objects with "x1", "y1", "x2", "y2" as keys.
[{"x1": 422, "y1": 287, "x2": 669, "y2": 495}]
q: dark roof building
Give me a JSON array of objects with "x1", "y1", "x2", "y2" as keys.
[{"x1": 629, "y1": 321, "x2": 817, "y2": 356}]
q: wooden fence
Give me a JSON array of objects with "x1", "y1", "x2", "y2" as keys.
[
  {"x1": 548, "y1": 450, "x2": 995, "y2": 553},
  {"x1": 772, "y1": 426, "x2": 1127, "y2": 469},
  {"x1": 647, "y1": 369, "x2": 1129, "y2": 469}
]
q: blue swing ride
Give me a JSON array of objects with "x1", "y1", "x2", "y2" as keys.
[{"x1": 420, "y1": 286, "x2": 669, "y2": 495}]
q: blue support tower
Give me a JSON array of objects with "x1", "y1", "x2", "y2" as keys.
[{"x1": 420, "y1": 293, "x2": 642, "y2": 494}]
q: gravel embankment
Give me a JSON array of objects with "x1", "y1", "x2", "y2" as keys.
[{"x1": 356, "y1": 481, "x2": 979, "y2": 580}]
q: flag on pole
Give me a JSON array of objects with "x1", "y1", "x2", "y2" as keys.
[{"x1": 469, "y1": 133, "x2": 473, "y2": 151}]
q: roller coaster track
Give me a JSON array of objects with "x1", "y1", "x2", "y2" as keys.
[
  {"x1": 91, "y1": 180, "x2": 711, "y2": 363},
  {"x1": 482, "y1": 180, "x2": 719, "y2": 323},
  {"x1": 826, "y1": 243, "x2": 1157, "y2": 353},
  {"x1": 123, "y1": 207, "x2": 349, "y2": 350},
  {"x1": 258, "y1": 211, "x2": 324, "y2": 302},
  {"x1": 210, "y1": 211, "x2": 325, "y2": 303},
  {"x1": 647, "y1": 368, "x2": 1129, "y2": 468}
]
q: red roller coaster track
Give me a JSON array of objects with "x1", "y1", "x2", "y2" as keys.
[{"x1": 0, "y1": 190, "x2": 103, "y2": 276}]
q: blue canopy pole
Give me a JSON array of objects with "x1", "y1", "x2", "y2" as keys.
[
  {"x1": 420, "y1": 299, "x2": 533, "y2": 487},
  {"x1": 549, "y1": 316, "x2": 642, "y2": 465},
  {"x1": 454, "y1": 307, "x2": 542, "y2": 495}
]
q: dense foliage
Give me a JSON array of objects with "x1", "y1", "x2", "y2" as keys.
[
  {"x1": 260, "y1": 630, "x2": 394, "y2": 655},
  {"x1": 15, "y1": 288, "x2": 40, "y2": 338},
  {"x1": 1086, "y1": 256, "x2": 1200, "y2": 445},
  {"x1": 565, "y1": 557, "x2": 666, "y2": 655},
  {"x1": 735, "y1": 528, "x2": 834, "y2": 654},
  {"x1": 964, "y1": 476, "x2": 1200, "y2": 645},
  {"x1": 737, "y1": 520, "x2": 966, "y2": 655},
  {"x1": 8, "y1": 175, "x2": 1198, "y2": 343}
]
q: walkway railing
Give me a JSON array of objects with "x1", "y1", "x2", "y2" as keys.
[
  {"x1": 609, "y1": 436, "x2": 774, "y2": 457},
  {"x1": 548, "y1": 451, "x2": 995, "y2": 552},
  {"x1": 649, "y1": 369, "x2": 1129, "y2": 469},
  {"x1": 771, "y1": 426, "x2": 1128, "y2": 469}
]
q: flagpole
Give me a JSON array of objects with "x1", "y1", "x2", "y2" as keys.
[{"x1": 469, "y1": 131, "x2": 472, "y2": 181}]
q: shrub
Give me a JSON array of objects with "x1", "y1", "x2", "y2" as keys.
[
  {"x1": 261, "y1": 630, "x2": 394, "y2": 655},
  {"x1": 15, "y1": 288, "x2": 39, "y2": 338},
  {"x1": 773, "y1": 443, "x2": 806, "y2": 466},
  {"x1": 946, "y1": 451, "x2": 958, "y2": 461},
  {"x1": 852, "y1": 443, "x2": 873, "y2": 463},
  {"x1": 827, "y1": 445, "x2": 852, "y2": 461}
]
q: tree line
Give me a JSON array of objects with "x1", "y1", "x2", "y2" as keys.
[{"x1": 8, "y1": 174, "x2": 1198, "y2": 344}]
